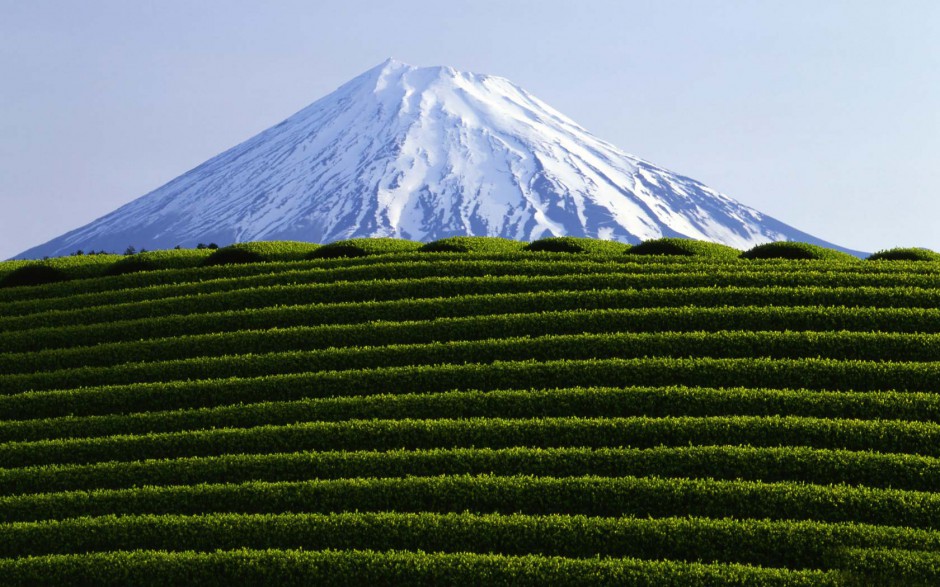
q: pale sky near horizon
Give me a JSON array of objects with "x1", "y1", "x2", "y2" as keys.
[{"x1": 1, "y1": 0, "x2": 937, "y2": 259}]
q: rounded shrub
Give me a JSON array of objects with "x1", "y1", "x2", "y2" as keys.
[
  {"x1": 204, "y1": 241, "x2": 321, "y2": 266},
  {"x1": 203, "y1": 247, "x2": 263, "y2": 266},
  {"x1": 310, "y1": 238, "x2": 423, "y2": 259},
  {"x1": 0, "y1": 264, "x2": 69, "y2": 288},
  {"x1": 105, "y1": 249, "x2": 215, "y2": 276},
  {"x1": 741, "y1": 241, "x2": 857, "y2": 261},
  {"x1": 867, "y1": 247, "x2": 940, "y2": 262},
  {"x1": 104, "y1": 256, "x2": 158, "y2": 276},
  {"x1": 628, "y1": 238, "x2": 741, "y2": 260},
  {"x1": 420, "y1": 237, "x2": 526, "y2": 254},
  {"x1": 524, "y1": 237, "x2": 632, "y2": 255}
]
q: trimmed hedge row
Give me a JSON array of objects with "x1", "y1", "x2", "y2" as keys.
[
  {"x1": 1, "y1": 251, "x2": 931, "y2": 311},
  {"x1": 0, "y1": 257, "x2": 644, "y2": 318},
  {"x1": 4, "y1": 385, "x2": 940, "y2": 445},
  {"x1": 10, "y1": 257, "x2": 791, "y2": 319},
  {"x1": 832, "y1": 547, "x2": 940, "y2": 585},
  {"x1": 9, "y1": 330, "x2": 940, "y2": 394},
  {"x1": 0, "y1": 251, "x2": 762, "y2": 304},
  {"x1": 12, "y1": 266, "x2": 940, "y2": 330},
  {"x1": 2, "y1": 474, "x2": 939, "y2": 528},
  {"x1": 3, "y1": 415, "x2": 939, "y2": 469},
  {"x1": 3, "y1": 512, "x2": 940, "y2": 571},
  {"x1": 9, "y1": 283, "x2": 940, "y2": 353},
  {"x1": 10, "y1": 306, "x2": 940, "y2": 374},
  {"x1": 3, "y1": 445, "x2": 940, "y2": 497},
  {"x1": 7, "y1": 357, "x2": 940, "y2": 421},
  {"x1": 0, "y1": 548, "x2": 835, "y2": 587}
]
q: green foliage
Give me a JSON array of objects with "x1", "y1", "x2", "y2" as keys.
[
  {"x1": 5, "y1": 385, "x2": 940, "y2": 446},
  {"x1": 16, "y1": 304, "x2": 940, "y2": 374},
  {"x1": 420, "y1": 236, "x2": 526, "y2": 253},
  {"x1": 4, "y1": 444, "x2": 940, "y2": 496},
  {"x1": 628, "y1": 237, "x2": 742, "y2": 259},
  {"x1": 523, "y1": 236, "x2": 632, "y2": 254},
  {"x1": 203, "y1": 241, "x2": 321, "y2": 266},
  {"x1": 0, "y1": 548, "x2": 835, "y2": 587},
  {"x1": 15, "y1": 258, "x2": 940, "y2": 323},
  {"x1": 3, "y1": 241, "x2": 940, "y2": 584},
  {"x1": 11, "y1": 329, "x2": 940, "y2": 394},
  {"x1": 0, "y1": 254, "x2": 124, "y2": 287},
  {"x1": 310, "y1": 237, "x2": 423, "y2": 258},
  {"x1": 104, "y1": 249, "x2": 214, "y2": 276},
  {"x1": 3, "y1": 473, "x2": 940, "y2": 528},
  {"x1": 4, "y1": 414, "x2": 940, "y2": 470},
  {"x1": 832, "y1": 547, "x2": 940, "y2": 586},
  {"x1": 0, "y1": 265, "x2": 69, "y2": 288},
  {"x1": 3, "y1": 512, "x2": 940, "y2": 571},
  {"x1": 741, "y1": 241, "x2": 858, "y2": 260},
  {"x1": 867, "y1": 247, "x2": 940, "y2": 262}
]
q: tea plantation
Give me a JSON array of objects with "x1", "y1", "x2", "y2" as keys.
[{"x1": 1, "y1": 237, "x2": 939, "y2": 585}]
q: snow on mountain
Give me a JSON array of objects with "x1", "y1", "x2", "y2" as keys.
[{"x1": 15, "y1": 58, "x2": 858, "y2": 259}]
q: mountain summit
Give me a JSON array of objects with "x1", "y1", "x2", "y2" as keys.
[{"x1": 17, "y1": 58, "x2": 854, "y2": 258}]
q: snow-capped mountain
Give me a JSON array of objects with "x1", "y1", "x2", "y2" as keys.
[{"x1": 16, "y1": 58, "x2": 857, "y2": 259}]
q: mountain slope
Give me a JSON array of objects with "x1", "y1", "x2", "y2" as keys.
[{"x1": 16, "y1": 58, "x2": 857, "y2": 259}]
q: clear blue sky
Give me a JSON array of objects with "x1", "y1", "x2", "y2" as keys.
[{"x1": 1, "y1": 0, "x2": 937, "y2": 258}]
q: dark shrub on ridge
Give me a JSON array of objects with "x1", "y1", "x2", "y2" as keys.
[
  {"x1": 310, "y1": 238, "x2": 423, "y2": 259},
  {"x1": 204, "y1": 241, "x2": 321, "y2": 266},
  {"x1": 0, "y1": 265, "x2": 69, "y2": 288},
  {"x1": 867, "y1": 247, "x2": 940, "y2": 262},
  {"x1": 524, "y1": 237, "x2": 632, "y2": 254},
  {"x1": 105, "y1": 249, "x2": 215, "y2": 276},
  {"x1": 741, "y1": 241, "x2": 857, "y2": 261},
  {"x1": 421, "y1": 237, "x2": 526, "y2": 253},
  {"x1": 629, "y1": 238, "x2": 741, "y2": 260}
]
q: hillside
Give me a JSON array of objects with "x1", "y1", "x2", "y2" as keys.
[{"x1": 0, "y1": 238, "x2": 938, "y2": 584}]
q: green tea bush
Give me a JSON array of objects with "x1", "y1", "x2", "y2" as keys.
[
  {"x1": 741, "y1": 241, "x2": 857, "y2": 261},
  {"x1": 0, "y1": 265, "x2": 69, "y2": 288},
  {"x1": 105, "y1": 249, "x2": 214, "y2": 276},
  {"x1": 310, "y1": 238, "x2": 422, "y2": 258},
  {"x1": 3, "y1": 474, "x2": 939, "y2": 528},
  {"x1": 0, "y1": 548, "x2": 835, "y2": 587},
  {"x1": 524, "y1": 237, "x2": 632, "y2": 254},
  {"x1": 3, "y1": 414, "x2": 938, "y2": 469},
  {"x1": 867, "y1": 247, "x2": 940, "y2": 262},
  {"x1": 4, "y1": 511, "x2": 939, "y2": 570},
  {"x1": 420, "y1": 236, "x2": 526, "y2": 253},
  {"x1": 0, "y1": 260, "x2": 30, "y2": 281},
  {"x1": 628, "y1": 238, "x2": 741, "y2": 260},
  {"x1": 204, "y1": 241, "x2": 321, "y2": 266}
]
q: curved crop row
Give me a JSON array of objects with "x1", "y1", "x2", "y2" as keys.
[
  {"x1": 10, "y1": 270, "x2": 940, "y2": 333},
  {"x1": 0, "y1": 257, "x2": 658, "y2": 318},
  {"x1": 2, "y1": 511, "x2": 939, "y2": 571},
  {"x1": 13, "y1": 305, "x2": 940, "y2": 374},
  {"x1": 7, "y1": 357, "x2": 940, "y2": 421},
  {"x1": 8, "y1": 285, "x2": 940, "y2": 354},
  {"x1": 0, "y1": 548, "x2": 836, "y2": 587},
  {"x1": 3, "y1": 415, "x2": 939, "y2": 469},
  {"x1": 9, "y1": 330, "x2": 940, "y2": 394},
  {"x1": 3, "y1": 386, "x2": 940, "y2": 445},
  {"x1": 3, "y1": 474, "x2": 939, "y2": 528},
  {"x1": 3, "y1": 445, "x2": 940, "y2": 496}
]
